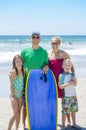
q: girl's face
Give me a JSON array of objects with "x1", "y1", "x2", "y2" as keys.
[
  {"x1": 51, "y1": 39, "x2": 60, "y2": 50},
  {"x1": 15, "y1": 58, "x2": 23, "y2": 70},
  {"x1": 62, "y1": 61, "x2": 72, "y2": 73},
  {"x1": 31, "y1": 34, "x2": 40, "y2": 45}
]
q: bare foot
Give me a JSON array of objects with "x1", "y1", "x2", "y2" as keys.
[{"x1": 67, "y1": 123, "x2": 71, "y2": 128}]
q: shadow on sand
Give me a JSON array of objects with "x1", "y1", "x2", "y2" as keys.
[{"x1": 58, "y1": 124, "x2": 86, "y2": 130}]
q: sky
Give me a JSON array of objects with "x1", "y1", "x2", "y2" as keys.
[{"x1": 0, "y1": 0, "x2": 86, "y2": 35}]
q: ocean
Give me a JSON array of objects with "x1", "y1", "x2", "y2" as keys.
[
  {"x1": 0, "y1": 35, "x2": 86, "y2": 76},
  {"x1": 0, "y1": 35, "x2": 86, "y2": 97}
]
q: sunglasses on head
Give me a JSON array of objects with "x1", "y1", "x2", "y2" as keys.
[{"x1": 32, "y1": 36, "x2": 40, "y2": 39}]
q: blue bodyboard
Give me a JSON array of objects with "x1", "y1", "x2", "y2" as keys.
[{"x1": 26, "y1": 69, "x2": 57, "y2": 130}]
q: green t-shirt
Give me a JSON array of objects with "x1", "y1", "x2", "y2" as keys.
[{"x1": 21, "y1": 46, "x2": 48, "y2": 76}]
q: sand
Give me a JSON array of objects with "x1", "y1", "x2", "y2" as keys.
[
  {"x1": 58, "y1": 77, "x2": 86, "y2": 130},
  {"x1": 0, "y1": 77, "x2": 86, "y2": 130}
]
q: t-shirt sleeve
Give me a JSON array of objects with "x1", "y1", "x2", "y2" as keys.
[
  {"x1": 58, "y1": 74, "x2": 64, "y2": 86},
  {"x1": 44, "y1": 50, "x2": 49, "y2": 65}
]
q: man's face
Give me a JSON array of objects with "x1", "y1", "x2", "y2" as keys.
[{"x1": 31, "y1": 34, "x2": 40, "y2": 45}]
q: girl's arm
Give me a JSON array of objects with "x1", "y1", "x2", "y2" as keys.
[{"x1": 9, "y1": 70, "x2": 15, "y2": 97}]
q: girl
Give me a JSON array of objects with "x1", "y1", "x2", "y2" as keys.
[{"x1": 8, "y1": 55, "x2": 25, "y2": 130}]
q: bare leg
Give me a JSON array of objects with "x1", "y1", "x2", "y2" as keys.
[
  {"x1": 17, "y1": 97, "x2": 22, "y2": 128},
  {"x1": 67, "y1": 113, "x2": 71, "y2": 127},
  {"x1": 62, "y1": 114, "x2": 66, "y2": 128},
  {"x1": 8, "y1": 97, "x2": 17, "y2": 130},
  {"x1": 22, "y1": 105, "x2": 26, "y2": 129},
  {"x1": 71, "y1": 111, "x2": 76, "y2": 126},
  {"x1": 15, "y1": 97, "x2": 22, "y2": 130},
  {"x1": 8, "y1": 115, "x2": 15, "y2": 130}
]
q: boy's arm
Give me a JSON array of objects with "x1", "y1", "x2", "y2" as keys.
[
  {"x1": 59, "y1": 81, "x2": 75, "y2": 89},
  {"x1": 58, "y1": 74, "x2": 75, "y2": 89}
]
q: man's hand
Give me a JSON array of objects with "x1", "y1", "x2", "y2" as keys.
[{"x1": 42, "y1": 65, "x2": 49, "y2": 74}]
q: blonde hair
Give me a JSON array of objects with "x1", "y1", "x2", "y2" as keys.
[
  {"x1": 62, "y1": 59, "x2": 72, "y2": 67},
  {"x1": 50, "y1": 36, "x2": 62, "y2": 45}
]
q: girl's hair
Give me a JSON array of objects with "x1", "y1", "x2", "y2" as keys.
[{"x1": 12, "y1": 55, "x2": 24, "y2": 76}]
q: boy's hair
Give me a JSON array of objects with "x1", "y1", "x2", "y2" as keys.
[
  {"x1": 62, "y1": 59, "x2": 72, "y2": 68},
  {"x1": 12, "y1": 55, "x2": 24, "y2": 76}
]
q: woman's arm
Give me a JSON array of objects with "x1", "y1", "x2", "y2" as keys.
[{"x1": 72, "y1": 76, "x2": 77, "y2": 86}]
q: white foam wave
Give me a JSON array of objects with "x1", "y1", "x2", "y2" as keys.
[
  {"x1": 65, "y1": 49, "x2": 86, "y2": 55},
  {"x1": 0, "y1": 51, "x2": 20, "y2": 63},
  {"x1": 0, "y1": 48, "x2": 86, "y2": 64}
]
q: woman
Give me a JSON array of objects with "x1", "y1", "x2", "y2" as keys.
[{"x1": 49, "y1": 36, "x2": 75, "y2": 128}]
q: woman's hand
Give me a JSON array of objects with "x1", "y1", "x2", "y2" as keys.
[{"x1": 72, "y1": 76, "x2": 77, "y2": 86}]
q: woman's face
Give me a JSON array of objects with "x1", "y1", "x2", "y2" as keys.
[{"x1": 51, "y1": 39, "x2": 60, "y2": 50}]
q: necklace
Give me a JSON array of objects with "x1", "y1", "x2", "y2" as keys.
[{"x1": 51, "y1": 50, "x2": 61, "y2": 59}]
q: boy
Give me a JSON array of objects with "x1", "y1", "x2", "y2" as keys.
[{"x1": 59, "y1": 59, "x2": 81, "y2": 130}]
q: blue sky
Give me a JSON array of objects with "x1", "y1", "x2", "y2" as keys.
[{"x1": 0, "y1": 0, "x2": 86, "y2": 35}]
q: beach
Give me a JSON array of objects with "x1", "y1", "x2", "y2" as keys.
[
  {"x1": 0, "y1": 74, "x2": 86, "y2": 130},
  {"x1": 0, "y1": 35, "x2": 86, "y2": 129},
  {"x1": 58, "y1": 77, "x2": 86, "y2": 130}
]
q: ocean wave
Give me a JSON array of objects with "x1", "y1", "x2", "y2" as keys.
[
  {"x1": 0, "y1": 51, "x2": 20, "y2": 63},
  {"x1": 0, "y1": 48, "x2": 86, "y2": 64},
  {"x1": 65, "y1": 49, "x2": 86, "y2": 55}
]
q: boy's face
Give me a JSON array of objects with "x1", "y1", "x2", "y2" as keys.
[
  {"x1": 62, "y1": 61, "x2": 72, "y2": 73},
  {"x1": 30, "y1": 34, "x2": 40, "y2": 45}
]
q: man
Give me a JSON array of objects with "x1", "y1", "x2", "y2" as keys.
[{"x1": 21, "y1": 32, "x2": 48, "y2": 129}]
